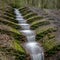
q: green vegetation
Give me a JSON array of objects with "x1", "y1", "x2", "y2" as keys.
[
  {"x1": 12, "y1": 40, "x2": 25, "y2": 53},
  {"x1": 0, "y1": 28, "x2": 22, "y2": 40},
  {"x1": 21, "y1": 10, "x2": 32, "y2": 16},
  {"x1": 43, "y1": 39, "x2": 56, "y2": 51},
  {"x1": 0, "y1": 20, "x2": 20, "y2": 29},
  {"x1": 0, "y1": 47, "x2": 26, "y2": 60},
  {"x1": 4, "y1": 12, "x2": 15, "y2": 18},
  {"x1": 27, "y1": 16, "x2": 43, "y2": 23},
  {"x1": 5, "y1": 10, "x2": 15, "y2": 15},
  {"x1": 36, "y1": 28, "x2": 57, "y2": 40},
  {"x1": 46, "y1": 45, "x2": 60, "y2": 56},
  {"x1": 19, "y1": 7, "x2": 30, "y2": 13},
  {"x1": 31, "y1": 21, "x2": 50, "y2": 30},
  {"x1": 24, "y1": 13, "x2": 37, "y2": 19}
]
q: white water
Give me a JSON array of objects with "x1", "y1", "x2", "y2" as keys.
[{"x1": 14, "y1": 8, "x2": 44, "y2": 60}]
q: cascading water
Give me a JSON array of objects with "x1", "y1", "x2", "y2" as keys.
[{"x1": 14, "y1": 8, "x2": 44, "y2": 60}]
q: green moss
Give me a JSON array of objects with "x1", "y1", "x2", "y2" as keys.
[
  {"x1": 27, "y1": 16, "x2": 43, "y2": 23},
  {"x1": 0, "y1": 27, "x2": 26, "y2": 60},
  {"x1": 24, "y1": 13, "x2": 37, "y2": 19},
  {"x1": 46, "y1": 45, "x2": 60, "y2": 56},
  {"x1": 5, "y1": 10, "x2": 15, "y2": 15},
  {"x1": 0, "y1": 40, "x2": 25, "y2": 53},
  {"x1": 4, "y1": 12, "x2": 15, "y2": 18},
  {"x1": 19, "y1": 7, "x2": 28, "y2": 11},
  {"x1": 10, "y1": 28, "x2": 24, "y2": 40},
  {"x1": 0, "y1": 29, "x2": 23, "y2": 41},
  {"x1": 12, "y1": 40, "x2": 25, "y2": 53},
  {"x1": 0, "y1": 47, "x2": 26, "y2": 60},
  {"x1": 36, "y1": 28, "x2": 57, "y2": 40},
  {"x1": 1, "y1": 15, "x2": 18, "y2": 23},
  {"x1": 0, "y1": 20, "x2": 20, "y2": 29},
  {"x1": 19, "y1": 7, "x2": 26, "y2": 10},
  {"x1": 43, "y1": 39, "x2": 56, "y2": 51},
  {"x1": 10, "y1": 28, "x2": 20, "y2": 34},
  {"x1": 31, "y1": 19, "x2": 47, "y2": 25},
  {"x1": 47, "y1": 33, "x2": 55, "y2": 39},
  {"x1": 31, "y1": 21, "x2": 50, "y2": 30},
  {"x1": 20, "y1": 9, "x2": 30, "y2": 13},
  {"x1": 22, "y1": 10, "x2": 32, "y2": 16}
]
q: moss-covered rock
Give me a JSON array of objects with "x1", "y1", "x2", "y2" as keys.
[
  {"x1": 0, "y1": 19, "x2": 20, "y2": 29},
  {"x1": 36, "y1": 27, "x2": 57, "y2": 40},
  {"x1": 31, "y1": 21, "x2": 50, "y2": 30},
  {"x1": 24, "y1": 13, "x2": 37, "y2": 19},
  {"x1": 27, "y1": 16, "x2": 43, "y2": 23}
]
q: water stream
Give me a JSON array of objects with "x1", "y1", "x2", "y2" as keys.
[{"x1": 14, "y1": 8, "x2": 44, "y2": 60}]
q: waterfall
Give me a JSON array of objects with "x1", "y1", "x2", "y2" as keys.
[{"x1": 14, "y1": 8, "x2": 44, "y2": 60}]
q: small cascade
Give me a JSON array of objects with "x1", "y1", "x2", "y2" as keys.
[
  {"x1": 14, "y1": 8, "x2": 44, "y2": 60},
  {"x1": 19, "y1": 24, "x2": 30, "y2": 30}
]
